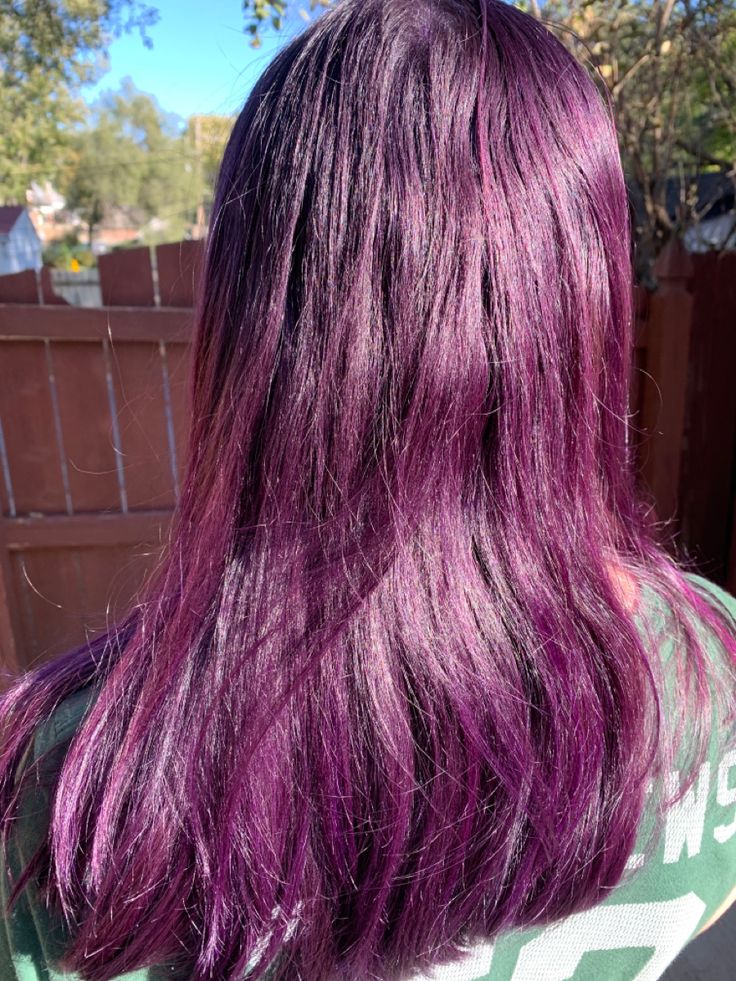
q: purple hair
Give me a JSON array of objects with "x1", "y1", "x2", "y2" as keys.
[{"x1": 2, "y1": 1, "x2": 735, "y2": 978}]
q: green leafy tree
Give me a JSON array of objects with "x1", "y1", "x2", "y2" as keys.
[
  {"x1": 0, "y1": 0, "x2": 158, "y2": 203},
  {"x1": 63, "y1": 114, "x2": 137, "y2": 246},
  {"x1": 63, "y1": 79, "x2": 200, "y2": 246},
  {"x1": 524, "y1": 0, "x2": 736, "y2": 276},
  {"x1": 242, "y1": 0, "x2": 332, "y2": 46},
  {"x1": 185, "y1": 115, "x2": 235, "y2": 221}
]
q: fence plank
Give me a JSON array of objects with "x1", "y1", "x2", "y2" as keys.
[
  {"x1": 0, "y1": 270, "x2": 39, "y2": 304},
  {"x1": 1, "y1": 510, "x2": 171, "y2": 549},
  {"x1": 157, "y1": 240, "x2": 203, "y2": 308},
  {"x1": 71, "y1": 543, "x2": 159, "y2": 641},
  {"x1": 9, "y1": 547, "x2": 87, "y2": 668},
  {"x1": 0, "y1": 340, "x2": 68, "y2": 514},
  {"x1": 40, "y1": 265, "x2": 70, "y2": 305},
  {"x1": 163, "y1": 343, "x2": 192, "y2": 480},
  {"x1": 50, "y1": 341, "x2": 124, "y2": 512},
  {"x1": 10, "y1": 543, "x2": 163, "y2": 670},
  {"x1": 99, "y1": 246, "x2": 156, "y2": 307},
  {"x1": 111, "y1": 343, "x2": 178, "y2": 510},
  {"x1": 1, "y1": 512, "x2": 171, "y2": 670},
  {"x1": 637, "y1": 241, "x2": 694, "y2": 523},
  {"x1": 678, "y1": 252, "x2": 736, "y2": 582},
  {"x1": 0, "y1": 545, "x2": 21, "y2": 672}
]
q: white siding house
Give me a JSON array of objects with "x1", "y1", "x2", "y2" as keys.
[{"x1": 0, "y1": 206, "x2": 42, "y2": 275}]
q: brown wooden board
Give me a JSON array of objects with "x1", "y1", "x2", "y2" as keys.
[
  {"x1": 0, "y1": 305, "x2": 193, "y2": 342},
  {"x1": 163, "y1": 343, "x2": 192, "y2": 482},
  {"x1": 0, "y1": 340, "x2": 68, "y2": 515},
  {"x1": 72, "y1": 542, "x2": 161, "y2": 641},
  {"x1": 0, "y1": 270, "x2": 39, "y2": 304},
  {"x1": 0, "y1": 544, "x2": 21, "y2": 672},
  {"x1": 50, "y1": 341, "x2": 123, "y2": 512},
  {"x1": 637, "y1": 246, "x2": 694, "y2": 525},
  {"x1": 111, "y1": 342, "x2": 177, "y2": 510},
  {"x1": 0, "y1": 413, "x2": 9, "y2": 518},
  {"x1": 9, "y1": 546, "x2": 87, "y2": 668},
  {"x1": 679, "y1": 252, "x2": 736, "y2": 582},
  {"x1": 157, "y1": 240, "x2": 204, "y2": 308},
  {"x1": 99, "y1": 247, "x2": 156, "y2": 307},
  {"x1": 1, "y1": 510, "x2": 171, "y2": 550},
  {"x1": 2, "y1": 511, "x2": 171, "y2": 669},
  {"x1": 40, "y1": 265, "x2": 69, "y2": 305}
]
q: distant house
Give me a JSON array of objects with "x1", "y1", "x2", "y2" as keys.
[
  {"x1": 628, "y1": 172, "x2": 736, "y2": 253},
  {"x1": 89, "y1": 205, "x2": 146, "y2": 255},
  {"x1": 26, "y1": 181, "x2": 66, "y2": 246},
  {"x1": 0, "y1": 206, "x2": 42, "y2": 275},
  {"x1": 679, "y1": 172, "x2": 736, "y2": 253}
]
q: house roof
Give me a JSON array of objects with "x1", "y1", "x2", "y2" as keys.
[
  {"x1": 628, "y1": 172, "x2": 735, "y2": 230},
  {"x1": 0, "y1": 205, "x2": 25, "y2": 236}
]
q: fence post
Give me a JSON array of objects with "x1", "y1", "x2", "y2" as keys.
[
  {"x1": 639, "y1": 239, "x2": 694, "y2": 524},
  {"x1": 0, "y1": 545, "x2": 20, "y2": 675}
]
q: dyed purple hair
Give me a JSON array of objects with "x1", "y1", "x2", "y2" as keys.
[{"x1": 2, "y1": 1, "x2": 736, "y2": 978}]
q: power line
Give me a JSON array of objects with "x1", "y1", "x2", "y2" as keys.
[{"x1": 3, "y1": 150, "x2": 219, "y2": 178}]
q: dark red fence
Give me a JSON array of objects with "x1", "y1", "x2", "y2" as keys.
[{"x1": 0, "y1": 242, "x2": 200, "y2": 671}]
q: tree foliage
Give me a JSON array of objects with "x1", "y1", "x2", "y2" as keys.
[
  {"x1": 241, "y1": 0, "x2": 332, "y2": 46},
  {"x1": 0, "y1": 0, "x2": 158, "y2": 203},
  {"x1": 184, "y1": 114, "x2": 235, "y2": 215},
  {"x1": 525, "y1": 0, "x2": 736, "y2": 276},
  {"x1": 62, "y1": 79, "x2": 204, "y2": 245}
]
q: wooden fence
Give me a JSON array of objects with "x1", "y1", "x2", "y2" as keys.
[
  {"x1": 0, "y1": 241, "x2": 200, "y2": 672},
  {"x1": 0, "y1": 238, "x2": 733, "y2": 673},
  {"x1": 679, "y1": 250, "x2": 736, "y2": 593}
]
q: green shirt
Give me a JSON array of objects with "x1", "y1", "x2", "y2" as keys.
[{"x1": 2, "y1": 575, "x2": 736, "y2": 981}]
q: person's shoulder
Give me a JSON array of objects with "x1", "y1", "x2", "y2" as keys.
[
  {"x1": 680, "y1": 572, "x2": 736, "y2": 671},
  {"x1": 30, "y1": 683, "x2": 97, "y2": 769},
  {"x1": 685, "y1": 572, "x2": 736, "y2": 623},
  {"x1": 635, "y1": 571, "x2": 736, "y2": 644}
]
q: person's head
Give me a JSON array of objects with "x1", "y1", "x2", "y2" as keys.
[
  {"x1": 1, "y1": 2, "x2": 733, "y2": 980},
  {"x1": 192, "y1": 0, "x2": 634, "y2": 555}
]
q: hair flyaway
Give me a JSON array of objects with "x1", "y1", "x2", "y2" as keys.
[{"x1": 1, "y1": 1, "x2": 736, "y2": 978}]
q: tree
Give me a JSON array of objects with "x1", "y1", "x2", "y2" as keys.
[
  {"x1": 242, "y1": 0, "x2": 332, "y2": 46},
  {"x1": 0, "y1": 0, "x2": 158, "y2": 203},
  {"x1": 185, "y1": 115, "x2": 235, "y2": 224},
  {"x1": 524, "y1": 1, "x2": 736, "y2": 279},
  {"x1": 63, "y1": 79, "x2": 201, "y2": 246},
  {"x1": 63, "y1": 113, "x2": 136, "y2": 246}
]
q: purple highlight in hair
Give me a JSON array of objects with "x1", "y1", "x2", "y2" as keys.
[{"x1": 1, "y1": 2, "x2": 735, "y2": 979}]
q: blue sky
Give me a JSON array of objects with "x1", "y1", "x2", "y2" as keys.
[{"x1": 86, "y1": 0, "x2": 315, "y2": 121}]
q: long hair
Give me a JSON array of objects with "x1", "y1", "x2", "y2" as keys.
[{"x1": 1, "y1": 2, "x2": 735, "y2": 978}]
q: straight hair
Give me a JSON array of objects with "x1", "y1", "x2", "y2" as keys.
[{"x1": 2, "y1": 1, "x2": 735, "y2": 978}]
